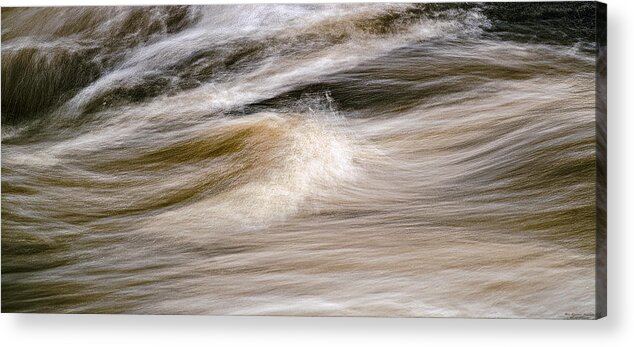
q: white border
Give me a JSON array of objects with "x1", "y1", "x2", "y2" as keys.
[{"x1": 1, "y1": 0, "x2": 632, "y2": 346}]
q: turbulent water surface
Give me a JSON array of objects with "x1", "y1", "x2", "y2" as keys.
[{"x1": 1, "y1": 3, "x2": 605, "y2": 317}]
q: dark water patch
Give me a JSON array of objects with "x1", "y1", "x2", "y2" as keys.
[
  {"x1": 0, "y1": 219, "x2": 80, "y2": 275},
  {"x1": 1, "y1": 279, "x2": 112, "y2": 313},
  {"x1": 481, "y1": 2, "x2": 598, "y2": 48},
  {"x1": 1, "y1": 46, "x2": 102, "y2": 124},
  {"x1": 242, "y1": 40, "x2": 588, "y2": 115},
  {"x1": 83, "y1": 74, "x2": 174, "y2": 113},
  {"x1": 174, "y1": 42, "x2": 265, "y2": 82}
]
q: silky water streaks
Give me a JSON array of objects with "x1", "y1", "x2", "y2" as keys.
[{"x1": 1, "y1": 3, "x2": 605, "y2": 318}]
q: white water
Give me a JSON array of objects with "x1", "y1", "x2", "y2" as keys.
[{"x1": 1, "y1": 4, "x2": 603, "y2": 318}]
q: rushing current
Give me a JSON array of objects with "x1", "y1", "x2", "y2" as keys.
[{"x1": 1, "y1": 3, "x2": 606, "y2": 318}]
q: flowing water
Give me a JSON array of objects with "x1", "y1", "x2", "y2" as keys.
[{"x1": 1, "y1": 3, "x2": 606, "y2": 318}]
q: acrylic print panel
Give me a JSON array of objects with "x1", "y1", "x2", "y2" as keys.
[{"x1": 1, "y1": 2, "x2": 606, "y2": 319}]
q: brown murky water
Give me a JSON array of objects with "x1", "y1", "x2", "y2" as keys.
[{"x1": 1, "y1": 3, "x2": 605, "y2": 318}]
